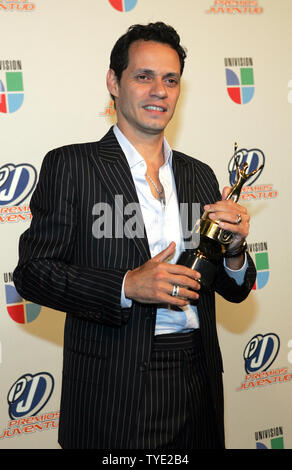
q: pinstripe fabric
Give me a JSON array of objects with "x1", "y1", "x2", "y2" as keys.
[
  {"x1": 13, "y1": 127, "x2": 256, "y2": 449},
  {"x1": 130, "y1": 331, "x2": 220, "y2": 449}
]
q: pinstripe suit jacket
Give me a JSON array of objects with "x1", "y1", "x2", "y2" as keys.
[{"x1": 13, "y1": 127, "x2": 256, "y2": 449}]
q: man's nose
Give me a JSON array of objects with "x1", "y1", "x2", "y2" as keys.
[{"x1": 149, "y1": 78, "x2": 167, "y2": 98}]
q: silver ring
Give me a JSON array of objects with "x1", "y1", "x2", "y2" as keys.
[
  {"x1": 172, "y1": 285, "x2": 180, "y2": 297},
  {"x1": 236, "y1": 214, "x2": 242, "y2": 224}
]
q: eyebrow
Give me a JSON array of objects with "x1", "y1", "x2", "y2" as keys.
[{"x1": 134, "y1": 68, "x2": 180, "y2": 80}]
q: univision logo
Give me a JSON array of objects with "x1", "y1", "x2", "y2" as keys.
[
  {"x1": 225, "y1": 57, "x2": 255, "y2": 104},
  {"x1": 0, "y1": 60, "x2": 24, "y2": 113},
  {"x1": 5, "y1": 281, "x2": 42, "y2": 324},
  {"x1": 247, "y1": 241, "x2": 269, "y2": 290},
  {"x1": 108, "y1": 0, "x2": 138, "y2": 12},
  {"x1": 255, "y1": 426, "x2": 285, "y2": 449}
]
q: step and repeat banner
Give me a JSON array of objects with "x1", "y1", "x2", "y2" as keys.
[{"x1": 0, "y1": 0, "x2": 291, "y2": 450}]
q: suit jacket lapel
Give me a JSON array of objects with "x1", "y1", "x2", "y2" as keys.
[
  {"x1": 172, "y1": 151, "x2": 198, "y2": 242},
  {"x1": 88, "y1": 128, "x2": 151, "y2": 264}
]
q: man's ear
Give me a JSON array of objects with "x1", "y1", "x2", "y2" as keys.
[{"x1": 106, "y1": 69, "x2": 119, "y2": 101}]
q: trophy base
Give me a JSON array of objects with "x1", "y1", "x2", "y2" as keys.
[{"x1": 176, "y1": 249, "x2": 218, "y2": 291}]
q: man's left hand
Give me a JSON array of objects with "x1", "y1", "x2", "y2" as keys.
[{"x1": 204, "y1": 186, "x2": 250, "y2": 269}]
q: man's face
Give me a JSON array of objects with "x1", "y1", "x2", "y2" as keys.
[{"x1": 107, "y1": 40, "x2": 181, "y2": 139}]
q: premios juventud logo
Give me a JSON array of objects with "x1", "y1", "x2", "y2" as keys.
[
  {"x1": 0, "y1": 1, "x2": 35, "y2": 11},
  {"x1": 206, "y1": 0, "x2": 263, "y2": 14}
]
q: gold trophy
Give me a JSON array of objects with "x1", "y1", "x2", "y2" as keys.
[{"x1": 176, "y1": 143, "x2": 263, "y2": 290}]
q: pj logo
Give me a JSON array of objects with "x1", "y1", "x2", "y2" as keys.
[
  {"x1": 0, "y1": 163, "x2": 37, "y2": 206},
  {"x1": 8, "y1": 373, "x2": 54, "y2": 419},
  {"x1": 244, "y1": 333, "x2": 280, "y2": 374},
  {"x1": 228, "y1": 147, "x2": 265, "y2": 187}
]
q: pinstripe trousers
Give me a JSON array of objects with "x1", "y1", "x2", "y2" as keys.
[{"x1": 130, "y1": 330, "x2": 222, "y2": 449}]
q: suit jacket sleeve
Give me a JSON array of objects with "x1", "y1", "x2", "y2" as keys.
[
  {"x1": 13, "y1": 149, "x2": 131, "y2": 327},
  {"x1": 214, "y1": 252, "x2": 256, "y2": 302}
]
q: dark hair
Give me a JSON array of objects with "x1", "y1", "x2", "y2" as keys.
[{"x1": 109, "y1": 21, "x2": 187, "y2": 84}]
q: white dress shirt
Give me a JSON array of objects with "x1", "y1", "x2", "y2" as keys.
[{"x1": 113, "y1": 124, "x2": 247, "y2": 334}]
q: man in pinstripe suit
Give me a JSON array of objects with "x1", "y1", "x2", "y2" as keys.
[{"x1": 14, "y1": 23, "x2": 256, "y2": 449}]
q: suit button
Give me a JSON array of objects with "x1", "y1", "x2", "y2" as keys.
[{"x1": 140, "y1": 362, "x2": 148, "y2": 371}]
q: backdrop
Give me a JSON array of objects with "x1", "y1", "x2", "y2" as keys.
[{"x1": 0, "y1": 0, "x2": 291, "y2": 450}]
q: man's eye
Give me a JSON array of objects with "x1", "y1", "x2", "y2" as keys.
[
  {"x1": 136, "y1": 74, "x2": 149, "y2": 81},
  {"x1": 166, "y1": 78, "x2": 178, "y2": 87}
]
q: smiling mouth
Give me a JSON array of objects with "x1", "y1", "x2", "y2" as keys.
[{"x1": 143, "y1": 105, "x2": 166, "y2": 112}]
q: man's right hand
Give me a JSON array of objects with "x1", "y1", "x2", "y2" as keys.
[{"x1": 124, "y1": 242, "x2": 201, "y2": 307}]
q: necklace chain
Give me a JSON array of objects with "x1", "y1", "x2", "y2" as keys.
[
  {"x1": 146, "y1": 173, "x2": 163, "y2": 195},
  {"x1": 146, "y1": 173, "x2": 165, "y2": 206}
]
